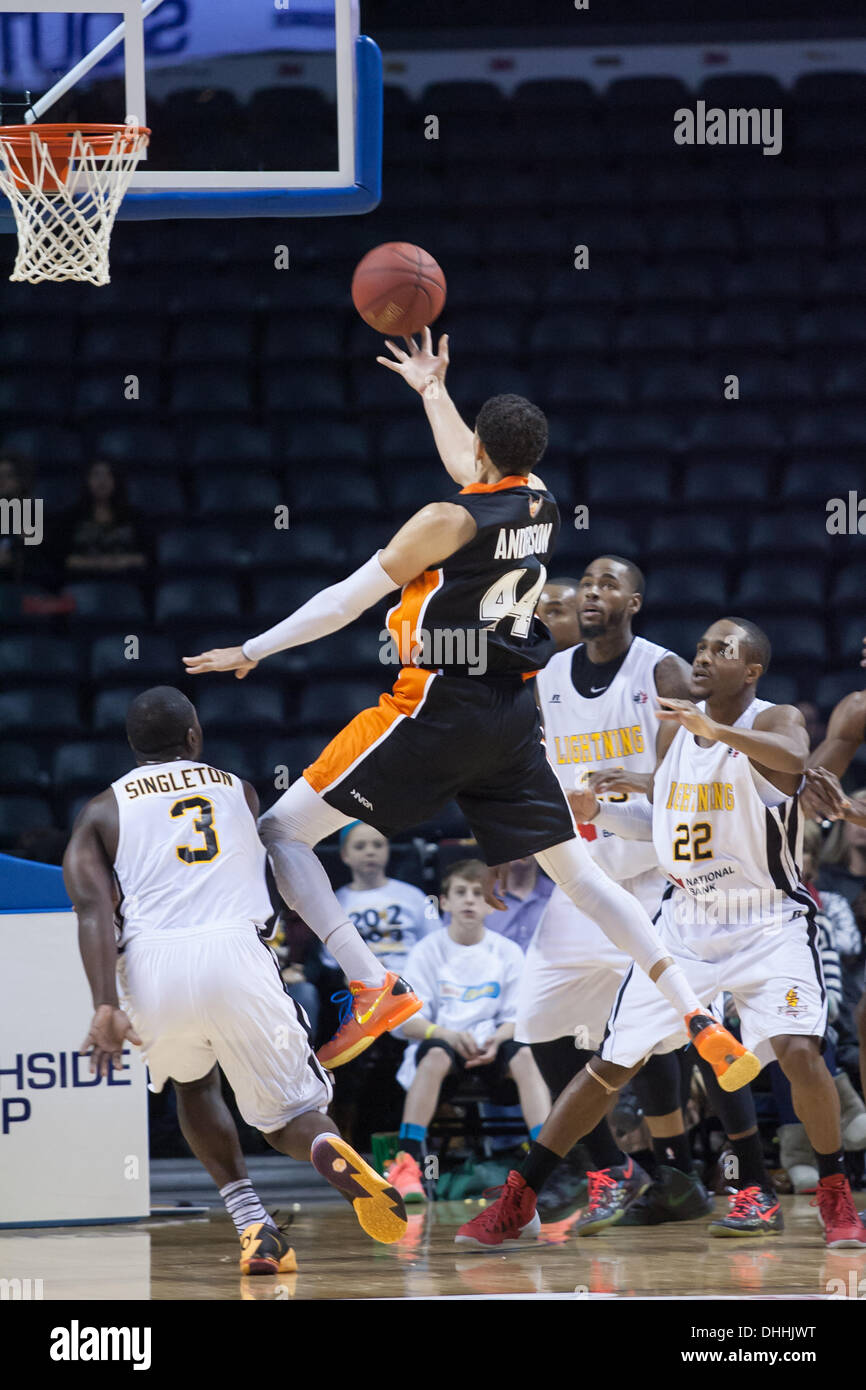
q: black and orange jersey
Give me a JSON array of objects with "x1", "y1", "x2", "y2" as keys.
[{"x1": 385, "y1": 473, "x2": 560, "y2": 678}]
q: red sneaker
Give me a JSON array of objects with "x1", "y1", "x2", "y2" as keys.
[
  {"x1": 813, "y1": 1173, "x2": 866, "y2": 1248},
  {"x1": 455, "y1": 1171, "x2": 541, "y2": 1250},
  {"x1": 316, "y1": 972, "x2": 422, "y2": 1069},
  {"x1": 685, "y1": 1010, "x2": 760, "y2": 1093},
  {"x1": 384, "y1": 1151, "x2": 427, "y2": 1203}
]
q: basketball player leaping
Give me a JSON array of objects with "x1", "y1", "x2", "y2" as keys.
[
  {"x1": 183, "y1": 329, "x2": 754, "y2": 1089},
  {"x1": 64, "y1": 687, "x2": 409, "y2": 1275},
  {"x1": 456, "y1": 617, "x2": 866, "y2": 1250}
]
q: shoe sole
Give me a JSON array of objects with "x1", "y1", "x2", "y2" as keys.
[
  {"x1": 715, "y1": 1049, "x2": 761, "y2": 1093},
  {"x1": 240, "y1": 1245, "x2": 298, "y2": 1275},
  {"x1": 313, "y1": 1137, "x2": 408, "y2": 1244},
  {"x1": 826, "y1": 1236, "x2": 866, "y2": 1248},
  {"x1": 316, "y1": 995, "x2": 423, "y2": 1070},
  {"x1": 708, "y1": 1224, "x2": 783, "y2": 1238},
  {"x1": 454, "y1": 1213, "x2": 542, "y2": 1250}
]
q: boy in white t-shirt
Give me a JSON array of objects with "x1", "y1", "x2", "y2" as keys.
[{"x1": 386, "y1": 860, "x2": 550, "y2": 1201}]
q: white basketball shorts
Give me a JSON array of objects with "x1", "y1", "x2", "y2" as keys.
[
  {"x1": 599, "y1": 899, "x2": 827, "y2": 1071},
  {"x1": 117, "y1": 923, "x2": 333, "y2": 1132}
]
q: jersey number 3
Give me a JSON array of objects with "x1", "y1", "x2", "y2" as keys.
[{"x1": 171, "y1": 796, "x2": 221, "y2": 864}]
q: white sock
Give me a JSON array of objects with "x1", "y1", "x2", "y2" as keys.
[
  {"x1": 322, "y1": 920, "x2": 389, "y2": 985},
  {"x1": 311, "y1": 1131, "x2": 341, "y2": 1153},
  {"x1": 219, "y1": 1178, "x2": 276, "y2": 1237}
]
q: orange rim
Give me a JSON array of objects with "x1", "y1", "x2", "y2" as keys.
[{"x1": 0, "y1": 123, "x2": 150, "y2": 154}]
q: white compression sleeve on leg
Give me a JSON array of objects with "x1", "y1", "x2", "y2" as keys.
[
  {"x1": 591, "y1": 796, "x2": 654, "y2": 841},
  {"x1": 534, "y1": 835, "x2": 669, "y2": 975},
  {"x1": 258, "y1": 777, "x2": 388, "y2": 986},
  {"x1": 242, "y1": 551, "x2": 397, "y2": 661}
]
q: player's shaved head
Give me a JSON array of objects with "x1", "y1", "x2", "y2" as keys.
[
  {"x1": 127, "y1": 686, "x2": 199, "y2": 757},
  {"x1": 719, "y1": 617, "x2": 772, "y2": 673},
  {"x1": 590, "y1": 555, "x2": 645, "y2": 597},
  {"x1": 475, "y1": 394, "x2": 548, "y2": 477}
]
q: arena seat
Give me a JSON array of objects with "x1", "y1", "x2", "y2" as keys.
[
  {"x1": 0, "y1": 796, "x2": 54, "y2": 848},
  {"x1": 154, "y1": 578, "x2": 241, "y2": 624},
  {"x1": 52, "y1": 740, "x2": 131, "y2": 791},
  {"x1": 0, "y1": 743, "x2": 45, "y2": 792},
  {"x1": 0, "y1": 635, "x2": 78, "y2": 681},
  {"x1": 647, "y1": 564, "x2": 728, "y2": 611},
  {"x1": 733, "y1": 562, "x2": 825, "y2": 613},
  {"x1": 64, "y1": 581, "x2": 147, "y2": 624},
  {"x1": 195, "y1": 685, "x2": 285, "y2": 734},
  {"x1": 89, "y1": 634, "x2": 179, "y2": 684}
]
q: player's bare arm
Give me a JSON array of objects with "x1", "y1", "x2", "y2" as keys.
[
  {"x1": 183, "y1": 502, "x2": 477, "y2": 676},
  {"x1": 809, "y1": 690, "x2": 866, "y2": 778},
  {"x1": 63, "y1": 792, "x2": 142, "y2": 1077},
  {"x1": 377, "y1": 500, "x2": 477, "y2": 584},
  {"x1": 376, "y1": 329, "x2": 546, "y2": 492},
  {"x1": 653, "y1": 652, "x2": 693, "y2": 701},
  {"x1": 657, "y1": 699, "x2": 807, "y2": 792},
  {"x1": 376, "y1": 328, "x2": 477, "y2": 486},
  {"x1": 800, "y1": 691, "x2": 866, "y2": 822}
]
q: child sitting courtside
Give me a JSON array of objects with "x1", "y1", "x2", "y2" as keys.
[{"x1": 384, "y1": 859, "x2": 551, "y2": 1200}]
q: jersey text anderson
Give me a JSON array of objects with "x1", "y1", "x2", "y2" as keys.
[{"x1": 493, "y1": 522, "x2": 554, "y2": 560}]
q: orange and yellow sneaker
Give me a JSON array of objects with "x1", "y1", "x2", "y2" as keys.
[
  {"x1": 384, "y1": 1151, "x2": 427, "y2": 1203},
  {"x1": 316, "y1": 972, "x2": 422, "y2": 1069},
  {"x1": 239, "y1": 1219, "x2": 298, "y2": 1275},
  {"x1": 311, "y1": 1134, "x2": 408, "y2": 1244},
  {"x1": 685, "y1": 1010, "x2": 760, "y2": 1092}
]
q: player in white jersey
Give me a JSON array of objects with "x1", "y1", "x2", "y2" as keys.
[
  {"x1": 522, "y1": 563, "x2": 763, "y2": 1231},
  {"x1": 64, "y1": 687, "x2": 409, "y2": 1274},
  {"x1": 458, "y1": 619, "x2": 866, "y2": 1250}
]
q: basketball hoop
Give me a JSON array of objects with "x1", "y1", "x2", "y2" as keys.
[{"x1": 0, "y1": 122, "x2": 150, "y2": 286}]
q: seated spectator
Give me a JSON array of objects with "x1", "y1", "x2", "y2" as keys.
[
  {"x1": 385, "y1": 858, "x2": 550, "y2": 1200},
  {"x1": 772, "y1": 822, "x2": 866, "y2": 1191},
  {"x1": 62, "y1": 459, "x2": 148, "y2": 574},
  {"x1": 818, "y1": 800, "x2": 866, "y2": 1085},
  {"x1": 482, "y1": 855, "x2": 553, "y2": 953},
  {"x1": 324, "y1": 823, "x2": 438, "y2": 1148},
  {"x1": 819, "y1": 792, "x2": 866, "y2": 910},
  {"x1": 328, "y1": 820, "x2": 438, "y2": 975}
]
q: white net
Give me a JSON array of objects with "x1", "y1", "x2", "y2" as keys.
[{"x1": 0, "y1": 123, "x2": 149, "y2": 286}]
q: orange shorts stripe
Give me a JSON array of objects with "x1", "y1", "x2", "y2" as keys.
[{"x1": 303, "y1": 667, "x2": 435, "y2": 796}]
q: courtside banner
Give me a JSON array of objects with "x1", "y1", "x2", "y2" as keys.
[{"x1": 0, "y1": 908, "x2": 149, "y2": 1226}]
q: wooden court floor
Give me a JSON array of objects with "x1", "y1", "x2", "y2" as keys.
[{"x1": 2, "y1": 1195, "x2": 865, "y2": 1300}]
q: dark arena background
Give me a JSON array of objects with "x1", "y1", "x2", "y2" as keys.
[{"x1": 1, "y1": 0, "x2": 866, "y2": 1337}]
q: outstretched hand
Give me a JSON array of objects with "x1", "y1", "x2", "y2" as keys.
[
  {"x1": 183, "y1": 646, "x2": 258, "y2": 680},
  {"x1": 376, "y1": 326, "x2": 449, "y2": 396}
]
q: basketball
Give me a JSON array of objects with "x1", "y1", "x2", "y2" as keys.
[{"x1": 351, "y1": 242, "x2": 447, "y2": 336}]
